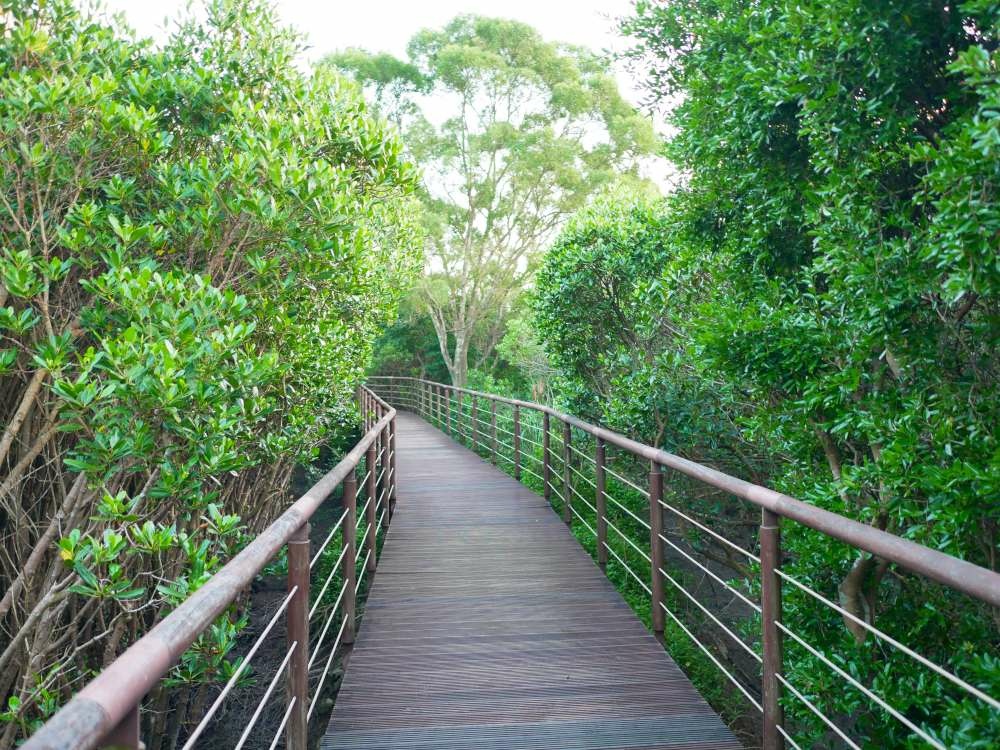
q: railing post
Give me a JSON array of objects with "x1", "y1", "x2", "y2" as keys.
[
  {"x1": 490, "y1": 400, "x2": 497, "y2": 465},
  {"x1": 342, "y1": 473, "x2": 358, "y2": 645},
  {"x1": 446, "y1": 387, "x2": 452, "y2": 436},
  {"x1": 761, "y1": 508, "x2": 785, "y2": 750},
  {"x1": 543, "y1": 412, "x2": 551, "y2": 502},
  {"x1": 562, "y1": 420, "x2": 572, "y2": 524},
  {"x1": 513, "y1": 405, "x2": 521, "y2": 480},
  {"x1": 380, "y1": 424, "x2": 391, "y2": 528},
  {"x1": 286, "y1": 521, "x2": 310, "y2": 750},
  {"x1": 457, "y1": 392, "x2": 463, "y2": 441},
  {"x1": 389, "y1": 417, "x2": 397, "y2": 516},
  {"x1": 648, "y1": 463, "x2": 665, "y2": 634},
  {"x1": 99, "y1": 704, "x2": 141, "y2": 749},
  {"x1": 471, "y1": 396, "x2": 478, "y2": 452},
  {"x1": 596, "y1": 438, "x2": 607, "y2": 569},
  {"x1": 366, "y1": 443, "x2": 377, "y2": 572}
]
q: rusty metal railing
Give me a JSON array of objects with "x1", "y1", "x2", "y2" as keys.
[
  {"x1": 369, "y1": 376, "x2": 1000, "y2": 750},
  {"x1": 24, "y1": 387, "x2": 397, "y2": 750}
]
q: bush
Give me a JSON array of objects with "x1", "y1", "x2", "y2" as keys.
[
  {"x1": 536, "y1": 1, "x2": 1000, "y2": 739},
  {"x1": 0, "y1": 1, "x2": 420, "y2": 745}
]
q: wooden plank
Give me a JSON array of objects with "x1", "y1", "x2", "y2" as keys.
[{"x1": 323, "y1": 413, "x2": 742, "y2": 750}]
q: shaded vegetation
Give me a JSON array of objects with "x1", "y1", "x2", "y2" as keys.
[{"x1": 530, "y1": 1, "x2": 1000, "y2": 746}]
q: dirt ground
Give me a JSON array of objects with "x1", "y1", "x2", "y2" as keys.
[{"x1": 188, "y1": 468, "x2": 361, "y2": 750}]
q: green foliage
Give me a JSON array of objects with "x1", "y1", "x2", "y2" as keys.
[
  {"x1": 370, "y1": 292, "x2": 543, "y2": 397},
  {"x1": 531, "y1": 1, "x2": 1000, "y2": 746},
  {"x1": 534, "y1": 190, "x2": 750, "y2": 464},
  {"x1": 368, "y1": 295, "x2": 451, "y2": 382},
  {"x1": 331, "y1": 16, "x2": 659, "y2": 386},
  {"x1": 0, "y1": 0, "x2": 420, "y2": 742},
  {"x1": 494, "y1": 311, "x2": 555, "y2": 394}
]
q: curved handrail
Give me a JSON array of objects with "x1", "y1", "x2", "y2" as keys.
[
  {"x1": 25, "y1": 388, "x2": 395, "y2": 750},
  {"x1": 368, "y1": 376, "x2": 1000, "y2": 607},
  {"x1": 371, "y1": 375, "x2": 1000, "y2": 748}
]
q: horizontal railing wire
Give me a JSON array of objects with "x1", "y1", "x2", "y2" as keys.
[
  {"x1": 25, "y1": 386, "x2": 398, "y2": 750},
  {"x1": 180, "y1": 588, "x2": 299, "y2": 750},
  {"x1": 233, "y1": 643, "x2": 298, "y2": 750},
  {"x1": 368, "y1": 376, "x2": 1000, "y2": 750}
]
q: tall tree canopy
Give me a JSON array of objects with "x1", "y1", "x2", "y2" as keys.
[{"x1": 328, "y1": 16, "x2": 659, "y2": 386}]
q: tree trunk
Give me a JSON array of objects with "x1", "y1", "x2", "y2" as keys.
[{"x1": 450, "y1": 334, "x2": 470, "y2": 387}]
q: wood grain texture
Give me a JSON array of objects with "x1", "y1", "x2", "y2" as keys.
[{"x1": 323, "y1": 412, "x2": 742, "y2": 750}]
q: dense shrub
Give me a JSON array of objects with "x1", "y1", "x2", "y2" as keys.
[
  {"x1": 536, "y1": 1, "x2": 1000, "y2": 746},
  {"x1": 0, "y1": 1, "x2": 420, "y2": 745}
]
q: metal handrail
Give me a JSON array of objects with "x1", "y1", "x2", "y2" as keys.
[
  {"x1": 369, "y1": 375, "x2": 1000, "y2": 750},
  {"x1": 25, "y1": 387, "x2": 397, "y2": 750},
  {"x1": 369, "y1": 376, "x2": 999, "y2": 606}
]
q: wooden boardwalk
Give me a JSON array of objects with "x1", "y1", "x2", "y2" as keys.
[{"x1": 323, "y1": 412, "x2": 741, "y2": 750}]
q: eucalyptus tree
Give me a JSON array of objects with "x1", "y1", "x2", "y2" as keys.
[{"x1": 328, "y1": 16, "x2": 658, "y2": 386}]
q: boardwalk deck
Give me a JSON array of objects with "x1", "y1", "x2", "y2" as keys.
[{"x1": 322, "y1": 412, "x2": 742, "y2": 750}]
